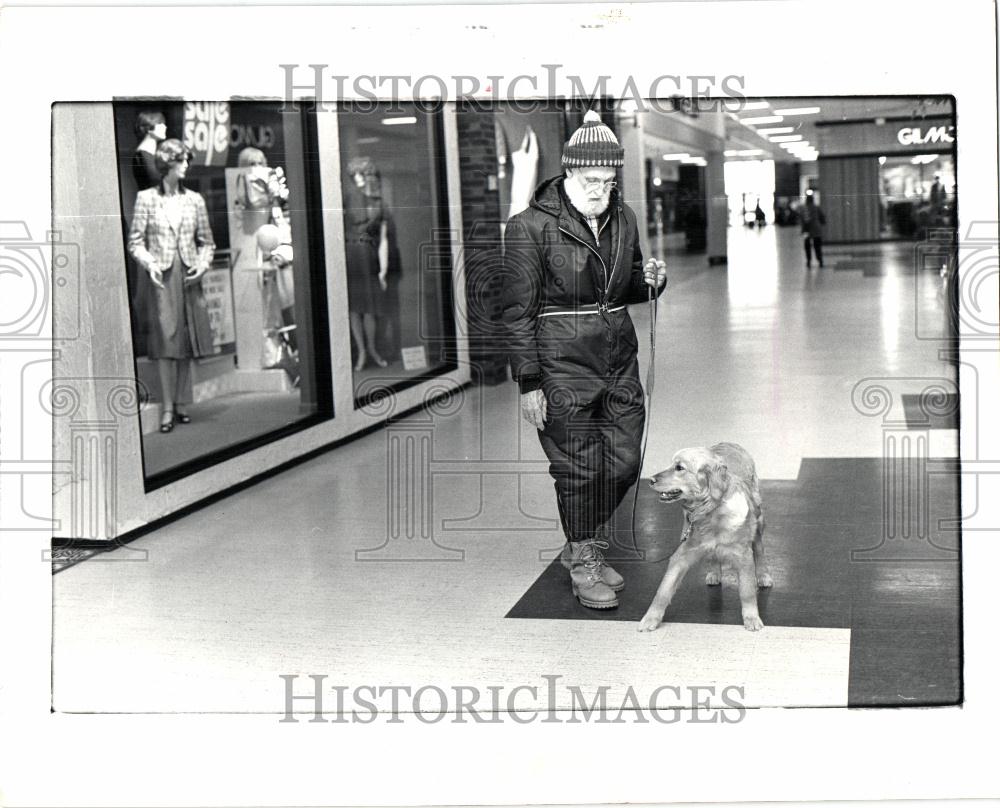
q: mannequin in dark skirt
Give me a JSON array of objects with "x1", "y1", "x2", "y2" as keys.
[{"x1": 128, "y1": 139, "x2": 216, "y2": 433}]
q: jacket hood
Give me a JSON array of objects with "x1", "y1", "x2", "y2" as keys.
[{"x1": 529, "y1": 174, "x2": 623, "y2": 218}]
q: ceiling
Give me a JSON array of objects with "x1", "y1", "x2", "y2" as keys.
[{"x1": 724, "y1": 96, "x2": 954, "y2": 163}]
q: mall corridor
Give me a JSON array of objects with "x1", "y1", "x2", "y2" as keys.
[{"x1": 53, "y1": 225, "x2": 961, "y2": 713}]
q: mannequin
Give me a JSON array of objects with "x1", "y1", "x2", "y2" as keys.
[
  {"x1": 344, "y1": 157, "x2": 390, "y2": 371},
  {"x1": 133, "y1": 111, "x2": 167, "y2": 190},
  {"x1": 128, "y1": 139, "x2": 216, "y2": 433}
]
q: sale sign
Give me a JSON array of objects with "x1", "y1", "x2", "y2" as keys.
[{"x1": 183, "y1": 101, "x2": 230, "y2": 167}]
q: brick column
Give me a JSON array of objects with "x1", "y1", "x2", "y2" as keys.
[{"x1": 456, "y1": 103, "x2": 507, "y2": 385}]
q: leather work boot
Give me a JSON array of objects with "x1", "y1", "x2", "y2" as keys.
[
  {"x1": 560, "y1": 539, "x2": 625, "y2": 592},
  {"x1": 565, "y1": 540, "x2": 619, "y2": 609}
]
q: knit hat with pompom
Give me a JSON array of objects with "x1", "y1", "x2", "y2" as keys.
[{"x1": 561, "y1": 109, "x2": 624, "y2": 168}]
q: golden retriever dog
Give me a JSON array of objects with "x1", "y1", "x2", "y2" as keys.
[{"x1": 638, "y1": 442, "x2": 773, "y2": 632}]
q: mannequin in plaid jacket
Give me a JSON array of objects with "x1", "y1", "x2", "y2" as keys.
[{"x1": 128, "y1": 138, "x2": 216, "y2": 433}]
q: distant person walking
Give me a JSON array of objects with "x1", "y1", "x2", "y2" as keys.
[{"x1": 801, "y1": 195, "x2": 826, "y2": 268}]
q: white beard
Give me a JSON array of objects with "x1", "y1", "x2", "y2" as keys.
[{"x1": 563, "y1": 177, "x2": 611, "y2": 218}]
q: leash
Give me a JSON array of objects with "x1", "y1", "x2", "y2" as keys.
[{"x1": 628, "y1": 275, "x2": 660, "y2": 558}]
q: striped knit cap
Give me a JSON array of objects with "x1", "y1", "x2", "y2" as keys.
[{"x1": 561, "y1": 109, "x2": 624, "y2": 168}]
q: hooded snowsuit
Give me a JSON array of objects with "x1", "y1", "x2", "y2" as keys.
[{"x1": 501, "y1": 175, "x2": 666, "y2": 542}]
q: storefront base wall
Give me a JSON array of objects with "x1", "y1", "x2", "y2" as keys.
[{"x1": 52, "y1": 103, "x2": 470, "y2": 542}]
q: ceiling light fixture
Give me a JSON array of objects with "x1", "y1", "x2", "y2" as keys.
[
  {"x1": 772, "y1": 106, "x2": 821, "y2": 116},
  {"x1": 739, "y1": 115, "x2": 784, "y2": 125}
]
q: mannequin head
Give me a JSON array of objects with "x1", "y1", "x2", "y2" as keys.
[
  {"x1": 135, "y1": 111, "x2": 167, "y2": 144},
  {"x1": 238, "y1": 147, "x2": 268, "y2": 168},
  {"x1": 347, "y1": 156, "x2": 381, "y2": 196},
  {"x1": 155, "y1": 139, "x2": 192, "y2": 186}
]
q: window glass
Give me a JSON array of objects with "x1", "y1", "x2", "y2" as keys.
[
  {"x1": 113, "y1": 100, "x2": 331, "y2": 487},
  {"x1": 336, "y1": 103, "x2": 457, "y2": 404}
]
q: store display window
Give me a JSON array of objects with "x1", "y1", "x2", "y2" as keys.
[
  {"x1": 112, "y1": 100, "x2": 332, "y2": 487},
  {"x1": 879, "y1": 153, "x2": 955, "y2": 239},
  {"x1": 335, "y1": 103, "x2": 457, "y2": 405}
]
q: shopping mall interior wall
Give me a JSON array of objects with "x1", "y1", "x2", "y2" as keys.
[
  {"x1": 51, "y1": 103, "x2": 472, "y2": 541},
  {"x1": 819, "y1": 156, "x2": 882, "y2": 242},
  {"x1": 52, "y1": 103, "x2": 148, "y2": 539}
]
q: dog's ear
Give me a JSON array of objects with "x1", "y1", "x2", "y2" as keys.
[{"x1": 707, "y1": 462, "x2": 731, "y2": 501}]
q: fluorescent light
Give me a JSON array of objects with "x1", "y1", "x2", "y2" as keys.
[
  {"x1": 662, "y1": 153, "x2": 691, "y2": 161},
  {"x1": 772, "y1": 106, "x2": 821, "y2": 116},
  {"x1": 754, "y1": 127, "x2": 795, "y2": 136},
  {"x1": 382, "y1": 116, "x2": 417, "y2": 125},
  {"x1": 770, "y1": 135, "x2": 804, "y2": 143},
  {"x1": 739, "y1": 115, "x2": 784, "y2": 125},
  {"x1": 724, "y1": 149, "x2": 765, "y2": 157},
  {"x1": 681, "y1": 157, "x2": 707, "y2": 166}
]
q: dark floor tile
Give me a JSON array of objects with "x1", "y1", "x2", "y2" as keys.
[
  {"x1": 848, "y1": 628, "x2": 961, "y2": 707},
  {"x1": 902, "y1": 393, "x2": 960, "y2": 430},
  {"x1": 507, "y1": 457, "x2": 963, "y2": 704}
]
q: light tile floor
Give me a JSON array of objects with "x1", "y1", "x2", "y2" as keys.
[{"x1": 53, "y1": 226, "x2": 957, "y2": 714}]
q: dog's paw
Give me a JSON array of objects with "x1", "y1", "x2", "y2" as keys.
[
  {"x1": 705, "y1": 571, "x2": 722, "y2": 586},
  {"x1": 743, "y1": 615, "x2": 764, "y2": 631},
  {"x1": 637, "y1": 614, "x2": 662, "y2": 632},
  {"x1": 757, "y1": 572, "x2": 773, "y2": 588}
]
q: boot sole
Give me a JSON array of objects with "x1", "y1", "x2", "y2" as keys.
[
  {"x1": 571, "y1": 583, "x2": 619, "y2": 609},
  {"x1": 560, "y1": 554, "x2": 625, "y2": 593}
]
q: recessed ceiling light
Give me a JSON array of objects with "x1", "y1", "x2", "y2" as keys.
[
  {"x1": 662, "y1": 153, "x2": 691, "y2": 161},
  {"x1": 739, "y1": 115, "x2": 784, "y2": 125},
  {"x1": 382, "y1": 116, "x2": 417, "y2": 125},
  {"x1": 771, "y1": 135, "x2": 804, "y2": 143},
  {"x1": 772, "y1": 107, "x2": 821, "y2": 116},
  {"x1": 754, "y1": 127, "x2": 795, "y2": 136}
]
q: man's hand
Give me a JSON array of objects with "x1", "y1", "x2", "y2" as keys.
[
  {"x1": 520, "y1": 388, "x2": 548, "y2": 430},
  {"x1": 643, "y1": 258, "x2": 667, "y2": 288}
]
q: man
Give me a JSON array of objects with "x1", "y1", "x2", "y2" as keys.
[
  {"x1": 801, "y1": 194, "x2": 826, "y2": 268},
  {"x1": 501, "y1": 110, "x2": 667, "y2": 610}
]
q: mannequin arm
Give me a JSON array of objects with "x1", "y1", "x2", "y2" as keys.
[
  {"x1": 378, "y1": 221, "x2": 389, "y2": 274},
  {"x1": 127, "y1": 193, "x2": 157, "y2": 270}
]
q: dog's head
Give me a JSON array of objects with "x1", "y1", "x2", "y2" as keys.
[{"x1": 649, "y1": 447, "x2": 731, "y2": 507}]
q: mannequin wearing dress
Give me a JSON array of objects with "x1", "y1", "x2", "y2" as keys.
[{"x1": 345, "y1": 159, "x2": 390, "y2": 371}]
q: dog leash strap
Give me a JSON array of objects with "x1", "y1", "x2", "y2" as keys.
[{"x1": 629, "y1": 279, "x2": 659, "y2": 558}]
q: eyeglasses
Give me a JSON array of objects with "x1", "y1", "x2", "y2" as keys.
[{"x1": 579, "y1": 177, "x2": 617, "y2": 192}]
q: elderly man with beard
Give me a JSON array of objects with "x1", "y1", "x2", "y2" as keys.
[{"x1": 501, "y1": 110, "x2": 667, "y2": 610}]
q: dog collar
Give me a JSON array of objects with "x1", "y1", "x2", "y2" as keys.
[{"x1": 680, "y1": 516, "x2": 692, "y2": 542}]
